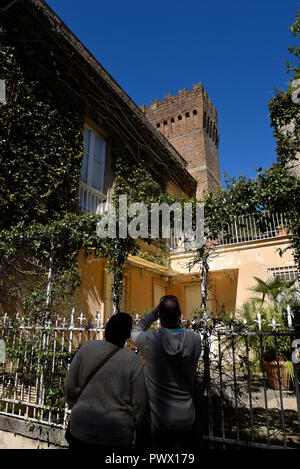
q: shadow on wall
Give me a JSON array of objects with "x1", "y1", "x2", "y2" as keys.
[{"x1": 212, "y1": 269, "x2": 239, "y2": 316}]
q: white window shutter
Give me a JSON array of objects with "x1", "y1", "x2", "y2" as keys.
[
  {"x1": 92, "y1": 134, "x2": 106, "y2": 192},
  {"x1": 0, "y1": 80, "x2": 6, "y2": 104},
  {"x1": 81, "y1": 125, "x2": 106, "y2": 194}
]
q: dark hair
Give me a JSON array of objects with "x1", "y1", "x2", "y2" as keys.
[
  {"x1": 158, "y1": 295, "x2": 181, "y2": 324},
  {"x1": 105, "y1": 312, "x2": 133, "y2": 347}
]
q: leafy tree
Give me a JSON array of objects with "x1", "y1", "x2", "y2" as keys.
[
  {"x1": 0, "y1": 45, "x2": 83, "y2": 229},
  {"x1": 249, "y1": 276, "x2": 296, "y2": 308},
  {"x1": 267, "y1": 8, "x2": 300, "y2": 271}
]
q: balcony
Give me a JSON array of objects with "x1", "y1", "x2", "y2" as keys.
[
  {"x1": 168, "y1": 211, "x2": 290, "y2": 253},
  {"x1": 79, "y1": 182, "x2": 107, "y2": 215}
]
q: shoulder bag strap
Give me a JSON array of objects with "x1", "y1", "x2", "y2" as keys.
[{"x1": 75, "y1": 345, "x2": 121, "y2": 402}]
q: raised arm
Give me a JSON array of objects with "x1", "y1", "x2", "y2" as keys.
[{"x1": 131, "y1": 308, "x2": 158, "y2": 345}]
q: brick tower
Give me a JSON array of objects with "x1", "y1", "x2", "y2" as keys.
[{"x1": 141, "y1": 82, "x2": 221, "y2": 198}]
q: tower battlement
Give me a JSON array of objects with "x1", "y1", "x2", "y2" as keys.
[
  {"x1": 141, "y1": 82, "x2": 217, "y2": 116},
  {"x1": 142, "y1": 83, "x2": 221, "y2": 197}
]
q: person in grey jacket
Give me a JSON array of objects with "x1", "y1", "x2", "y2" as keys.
[
  {"x1": 65, "y1": 312, "x2": 146, "y2": 452},
  {"x1": 131, "y1": 295, "x2": 201, "y2": 451}
]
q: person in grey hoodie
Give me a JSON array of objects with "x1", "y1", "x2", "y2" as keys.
[
  {"x1": 131, "y1": 295, "x2": 201, "y2": 451},
  {"x1": 65, "y1": 312, "x2": 146, "y2": 452}
]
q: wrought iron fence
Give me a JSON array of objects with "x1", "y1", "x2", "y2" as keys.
[
  {"x1": 168, "y1": 211, "x2": 290, "y2": 253},
  {"x1": 188, "y1": 311, "x2": 300, "y2": 449},
  {"x1": 0, "y1": 308, "x2": 300, "y2": 449},
  {"x1": 0, "y1": 310, "x2": 105, "y2": 429},
  {"x1": 215, "y1": 212, "x2": 289, "y2": 246}
]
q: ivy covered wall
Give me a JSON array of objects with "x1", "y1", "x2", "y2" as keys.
[
  {"x1": 0, "y1": 45, "x2": 83, "y2": 229},
  {"x1": 0, "y1": 21, "x2": 174, "y2": 319}
]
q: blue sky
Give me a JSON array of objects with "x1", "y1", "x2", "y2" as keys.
[{"x1": 48, "y1": 0, "x2": 299, "y2": 187}]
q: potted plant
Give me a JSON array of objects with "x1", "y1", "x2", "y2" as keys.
[
  {"x1": 238, "y1": 276, "x2": 299, "y2": 390},
  {"x1": 276, "y1": 224, "x2": 288, "y2": 236},
  {"x1": 205, "y1": 239, "x2": 218, "y2": 248},
  {"x1": 262, "y1": 329, "x2": 294, "y2": 391}
]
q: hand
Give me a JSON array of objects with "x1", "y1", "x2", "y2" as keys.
[{"x1": 153, "y1": 304, "x2": 160, "y2": 319}]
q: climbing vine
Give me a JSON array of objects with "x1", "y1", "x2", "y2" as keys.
[
  {"x1": 1, "y1": 8, "x2": 300, "y2": 323},
  {"x1": 0, "y1": 46, "x2": 83, "y2": 229},
  {"x1": 0, "y1": 38, "x2": 169, "y2": 319}
]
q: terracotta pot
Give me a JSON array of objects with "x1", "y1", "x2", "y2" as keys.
[
  {"x1": 205, "y1": 239, "x2": 218, "y2": 247},
  {"x1": 264, "y1": 360, "x2": 291, "y2": 390},
  {"x1": 276, "y1": 229, "x2": 288, "y2": 236}
]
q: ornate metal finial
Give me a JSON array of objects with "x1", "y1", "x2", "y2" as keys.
[
  {"x1": 70, "y1": 308, "x2": 75, "y2": 328},
  {"x1": 254, "y1": 312, "x2": 262, "y2": 331},
  {"x1": 45, "y1": 319, "x2": 51, "y2": 329},
  {"x1": 78, "y1": 313, "x2": 85, "y2": 327},
  {"x1": 95, "y1": 310, "x2": 101, "y2": 328},
  {"x1": 268, "y1": 317, "x2": 280, "y2": 330},
  {"x1": 286, "y1": 305, "x2": 294, "y2": 328}
]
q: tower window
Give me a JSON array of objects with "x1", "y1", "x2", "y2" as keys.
[
  {"x1": 193, "y1": 109, "x2": 198, "y2": 124},
  {"x1": 185, "y1": 112, "x2": 190, "y2": 127},
  {"x1": 163, "y1": 120, "x2": 168, "y2": 135},
  {"x1": 156, "y1": 123, "x2": 160, "y2": 129},
  {"x1": 171, "y1": 117, "x2": 175, "y2": 132},
  {"x1": 178, "y1": 115, "x2": 182, "y2": 126}
]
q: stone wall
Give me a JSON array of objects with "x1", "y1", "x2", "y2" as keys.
[{"x1": 0, "y1": 414, "x2": 67, "y2": 449}]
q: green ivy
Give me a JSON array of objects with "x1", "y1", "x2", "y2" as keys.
[
  {"x1": 2, "y1": 317, "x2": 75, "y2": 422},
  {"x1": 0, "y1": 46, "x2": 83, "y2": 229}
]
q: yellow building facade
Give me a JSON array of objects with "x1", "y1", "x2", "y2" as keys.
[{"x1": 76, "y1": 231, "x2": 295, "y2": 322}]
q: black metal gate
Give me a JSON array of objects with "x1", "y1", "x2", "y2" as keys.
[{"x1": 193, "y1": 316, "x2": 300, "y2": 449}]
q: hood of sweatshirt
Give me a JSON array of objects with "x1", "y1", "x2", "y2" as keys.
[{"x1": 158, "y1": 327, "x2": 196, "y2": 364}]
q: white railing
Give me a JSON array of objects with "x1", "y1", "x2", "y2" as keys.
[
  {"x1": 0, "y1": 310, "x2": 105, "y2": 429},
  {"x1": 79, "y1": 182, "x2": 107, "y2": 215},
  {"x1": 168, "y1": 211, "x2": 290, "y2": 253},
  {"x1": 1, "y1": 308, "x2": 298, "y2": 445}
]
